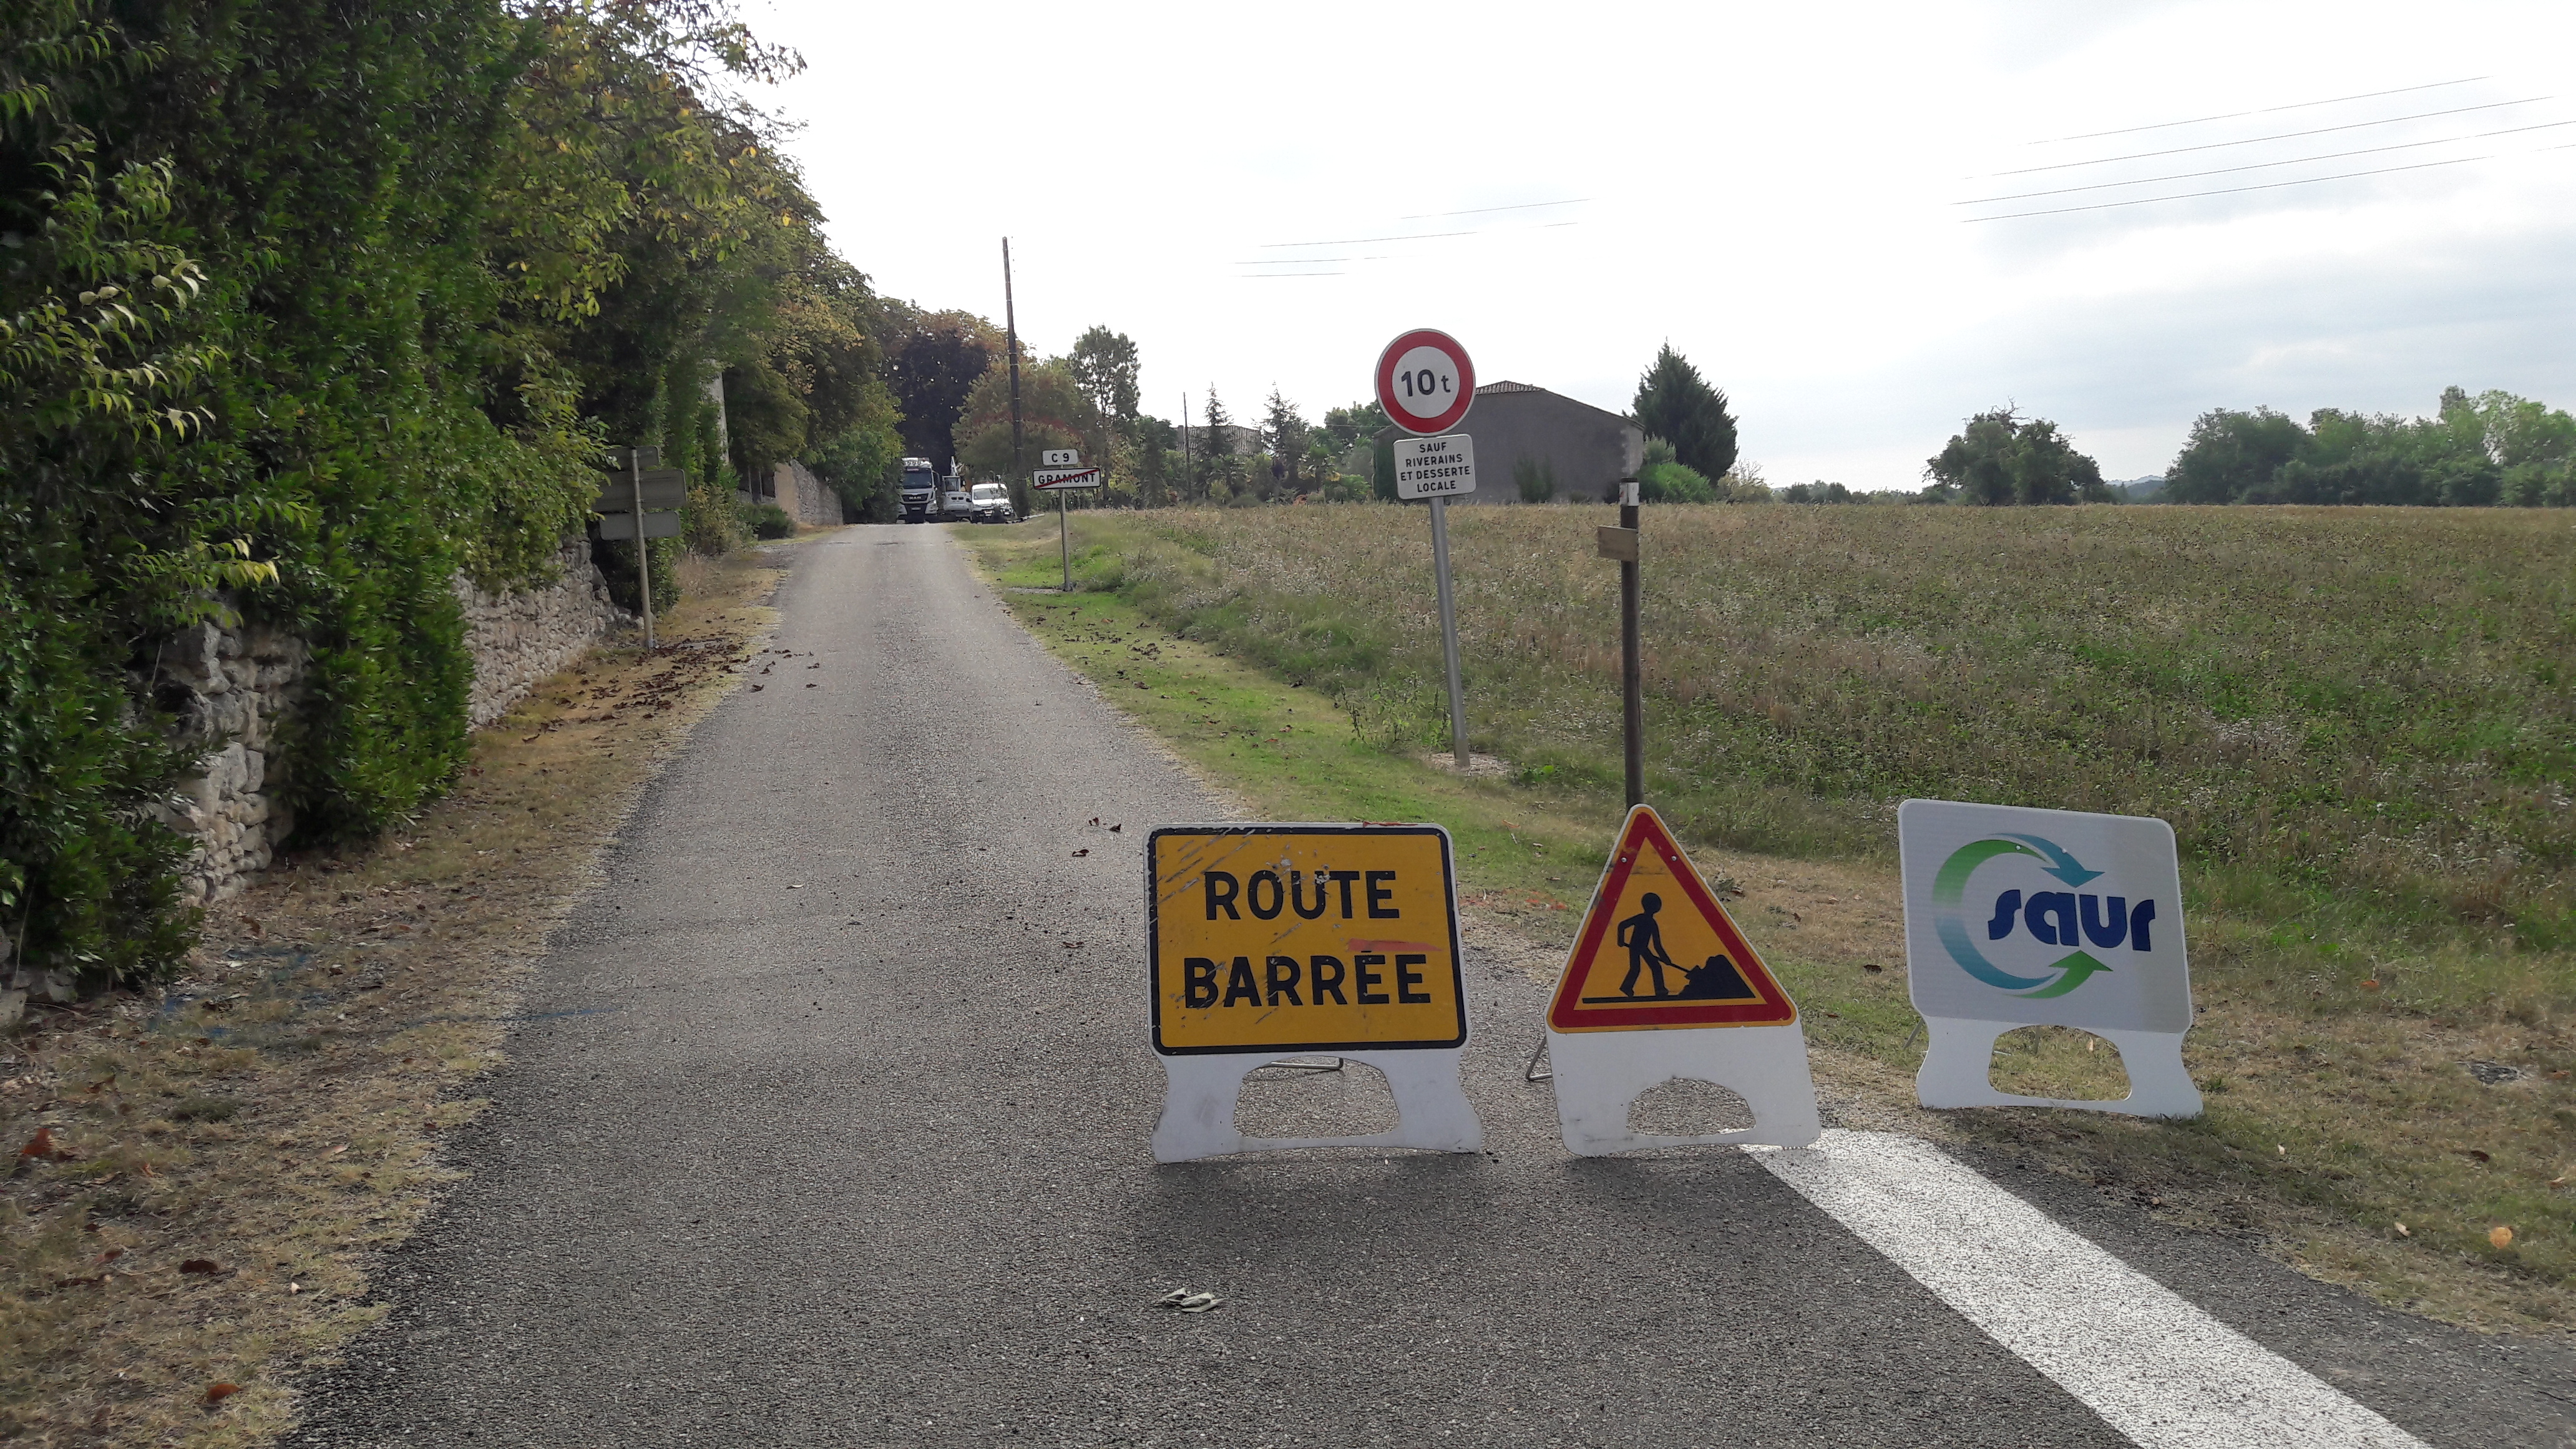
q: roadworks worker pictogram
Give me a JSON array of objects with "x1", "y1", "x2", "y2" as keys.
[
  {"x1": 1549, "y1": 807, "x2": 1797, "y2": 1033},
  {"x1": 1543, "y1": 806, "x2": 1818, "y2": 1153}
]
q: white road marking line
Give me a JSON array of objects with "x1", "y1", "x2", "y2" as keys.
[{"x1": 1752, "y1": 1129, "x2": 2428, "y2": 1449}]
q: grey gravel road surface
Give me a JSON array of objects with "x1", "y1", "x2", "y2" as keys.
[{"x1": 291, "y1": 525, "x2": 2574, "y2": 1448}]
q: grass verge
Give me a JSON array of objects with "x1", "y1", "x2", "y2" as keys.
[
  {"x1": 962, "y1": 514, "x2": 2574, "y2": 1335},
  {"x1": 0, "y1": 541, "x2": 804, "y2": 1446}
]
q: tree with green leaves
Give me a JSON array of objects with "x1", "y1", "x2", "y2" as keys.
[
  {"x1": 2165, "y1": 407, "x2": 2309, "y2": 504},
  {"x1": 1198, "y1": 388, "x2": 1239, "y2": 500},
  {"x1": 1925, "y1": 407, "x2": 2112, "y2": 505},
  {"x1": 2164, "y1": 391, "x2": 2572, "y2": 507},
  {"x1": 1261, "y1": 388, "x2": 1309, "y2": 495},
  {"x1": 1118, "y1": 414, "x2": 1179, "y2": 507},
  {"x1": 0, "y1": 0, "x2": 910, "y2": 990},
  {"x1": 1319, "y1": 401, "x2": 1390, "y2": 454},
  {"x1": 887, "y1": 310, "x2": 1003, "y2": 467},
  {"x1": 955, "y1": 361, "x2": 1098, "y2": 483},
  {"x1": 1632, "y1": 345, "x2": 1738, "y2": 481},
  {"x1": 1070, "y1": 326, "x2": 1141, "y2": 422}
]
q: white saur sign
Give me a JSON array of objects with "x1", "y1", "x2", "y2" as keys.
[{"x1": 1898, "y1": 799, "x2": 2201, "y2": 1117}]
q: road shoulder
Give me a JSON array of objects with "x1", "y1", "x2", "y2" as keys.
[{"x1": 0, "y1": 543, "x2": 805, "y2": 1447}]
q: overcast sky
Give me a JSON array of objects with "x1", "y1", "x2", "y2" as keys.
[{"x1": 752, "y1": 1, "x2": 2575, "y2": 486}]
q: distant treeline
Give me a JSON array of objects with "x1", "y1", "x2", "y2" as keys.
[{"x1": 2168, "y1": 388, "x2": 2575, "y2": 507}]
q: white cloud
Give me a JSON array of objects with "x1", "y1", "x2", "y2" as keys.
[{"x1": 751, "y1": 0, "x2": 2576, "y2": 482}]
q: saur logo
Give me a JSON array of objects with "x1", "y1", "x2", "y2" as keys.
[{"x1": 1933, "y1": 834, "x2": 2157, "y2": 999}]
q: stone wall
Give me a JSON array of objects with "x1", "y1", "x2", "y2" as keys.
[
  {"x1": 770, "y1": 461, "x2": 846, "y2": 526},
  {"x1": 154, "y1": 539, "x2": 622, "y2": 907},
  {"x1": 154, "y1": 622, "x2": 309, "y2": 909},
  {"x1": 457, "y1": 537, "x2": 624, "y2": 728}
]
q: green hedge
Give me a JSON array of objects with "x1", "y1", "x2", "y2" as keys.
[
  {"x1": 3, "y1": 1, "x2": 590, "y2": 989},
  {"x1": 4, "y1": 0, "x2": 893, "y2": 991}
]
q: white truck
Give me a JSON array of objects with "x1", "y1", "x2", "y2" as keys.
[{"x1": 899, "y1": 457, "x2": 937, "y2": 523}]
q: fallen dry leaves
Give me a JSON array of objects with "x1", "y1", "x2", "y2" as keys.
[{"x1": 0, "y1": 545, "x2": 801, "y2": 1447}]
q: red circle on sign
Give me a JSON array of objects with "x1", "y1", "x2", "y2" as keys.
[{"x1": 1374, "y1": 329, "x2": 1476, "y2": 435}]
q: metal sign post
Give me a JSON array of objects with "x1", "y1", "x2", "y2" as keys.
[
  {"x1": 1376, "y1": 329, "x2": 1477, "y2": 770},
  {"x1": 1392, "y1": 433, "x2": 1476, "y2": 767},
  {"x1": 631, "y1": 460, "x2": 655, "y2": 650},
  {"x1": 1427, "y1": 499, "x2": 1468, "y2": 766},
  {"x1": 595, "y1": 446, "x2": 683, "y2": 650},
  {"x1": 1033, "y1": 453, "x2": 1101, "y2": 592}
]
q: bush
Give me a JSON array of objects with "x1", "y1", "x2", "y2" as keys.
[
  {"x1": 1638, "y1": 441, "x2": 1716, "y2": 503},
  {"x1": 598, "y1": 538, "x2": 680, "y2": 615},
  {"x1": 1513, "y1": 454, "x2": 1559, "y2": 502},
  {"x1": 740, "y1": 502, "x2": 797, "y2": 539}
]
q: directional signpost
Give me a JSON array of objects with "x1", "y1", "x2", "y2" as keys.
[
  {"x1": 594, "y1": 446, "x2": 685, "y2": 648},
  {"x1": 1376, "y1": 329, "x2": 1476, "y2": 769},
  {"x1": 1032, "y1": 449, "x2": 1102, "y2": 591}
]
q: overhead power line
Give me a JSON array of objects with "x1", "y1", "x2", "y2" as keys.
[
  {"x1": 1261, "y1": 229, "x2": 1476, "y2": 248},
  {"x1": 1958, "y1": 119, "x2": 2576, "y2": 205},
  {"x1": 1256, "y1": 220, "x2": 1584, "y2": 250},
  {"x1": 1397, "y1": 197, "x2": 1589, "y2": 219},
  {"x1": 1983, "y1": 96, "x2": 2549, "y2": 177},
  {"x1": 1963, "y1": 150, "x2": 2554, "y2": 222},
  {"x1": 2029, "y1": 76, "x2": 2489, "y2": 144}
]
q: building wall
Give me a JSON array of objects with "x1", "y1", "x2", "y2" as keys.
[
  {"x1": 1377, "y1": 386, "x2": 1642, "y2": 504},
  {"x1": 1450, "y1": 388, "x2": 1642, "y2": 505},
  {"x1": 770, "y1": 461, "x2": 846, "y2": 525}
]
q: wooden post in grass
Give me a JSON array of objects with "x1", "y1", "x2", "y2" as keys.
[{"x1": 1619, "y1": 474, "x2": 1641, "y2": 808}]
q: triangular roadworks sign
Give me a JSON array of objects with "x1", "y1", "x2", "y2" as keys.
[{"x1": 1548, "y1": 806, "x2": 1797, "y2": 1032}]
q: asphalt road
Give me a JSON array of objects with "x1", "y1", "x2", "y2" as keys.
[{"x1": 293, "y1": 524, "x2": 2573, "y2": 1448}]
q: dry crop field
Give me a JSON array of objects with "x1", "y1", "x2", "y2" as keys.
[
  {"x1": 1092, "y1": 503, "x2": 2572, "y2": 954},
  {"x1": 992, "y1": 502, "x2": 2575, "y2": 1328}
]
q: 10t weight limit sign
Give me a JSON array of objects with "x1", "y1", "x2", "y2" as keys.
[{"x1": 1375, "y1": 329, "x2": 1475, "y2": 436}]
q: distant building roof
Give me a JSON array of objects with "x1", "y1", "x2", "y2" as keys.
[{"x1": 1471, "y1": 379, "x2": 1629, "y2": 427}]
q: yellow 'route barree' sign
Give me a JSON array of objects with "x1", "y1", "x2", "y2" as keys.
[{"x1": 1147, "y1": 825, "x2": 1467, "y2": 1056}]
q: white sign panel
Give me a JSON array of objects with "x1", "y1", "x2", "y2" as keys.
[
  {"x1": 1898, "y1": 799, "x2": 2200, "y2": 1116},
  {"x1": 1033, "y1": 466, "x2": 1103, "y2": 490},
  {"x1": 1393, "y1": 434, "x2": 1476, "y2": 500},
  {"x1": 1041, "y1": 449, "x2": 1080, "y2": 467}
]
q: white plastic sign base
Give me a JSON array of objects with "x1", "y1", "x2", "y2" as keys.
[
  {"x1": 1150, "y1": 1048, "x2": 1481, "y2": 1163},
  {"x1": 1546, "y1": 1025, "x2": 1821, "y2": 1155},
  {"x1": 1916, "y1": 1020, "x2": 2202, "y2": 1116}
]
